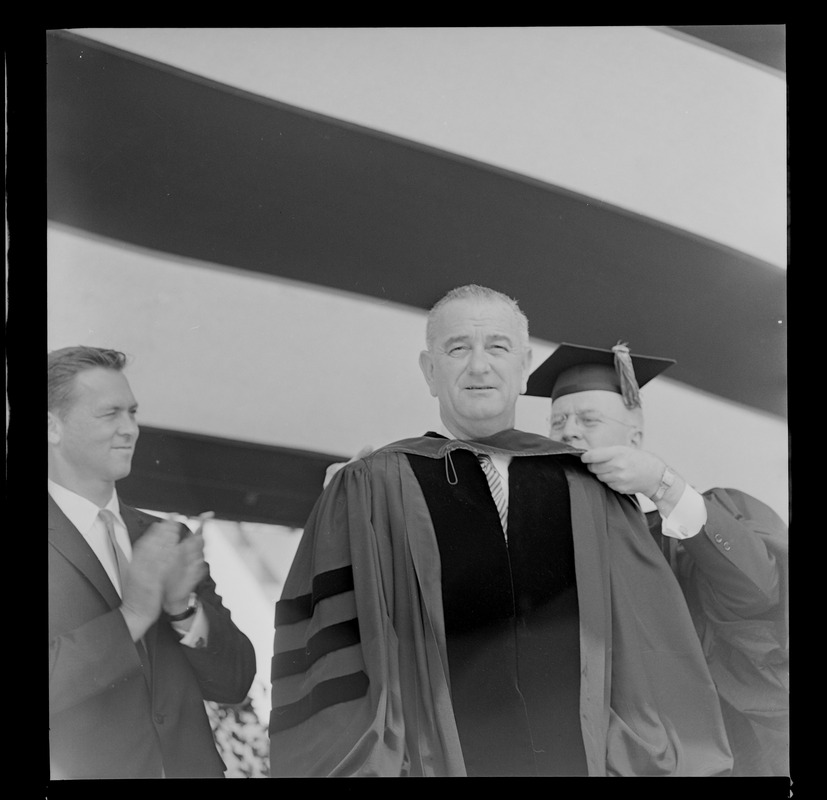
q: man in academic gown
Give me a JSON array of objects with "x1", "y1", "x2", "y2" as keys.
[
  {"x1": 525, "y1": 341, "x2": 789, "y2": 777},
  {"x1": 269, "y1": 286, "x2": 733, "y2": 777}
]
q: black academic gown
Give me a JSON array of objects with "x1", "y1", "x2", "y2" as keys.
[
  {"x1": 408, "y1": 438, "x2": 587, "y2": 776},
  {"x1": 645, "y1": 487, "x2": 789, "y2": 777},
  {"x1": 269, "y1": 430, "x2": 733, "y2": 777}
]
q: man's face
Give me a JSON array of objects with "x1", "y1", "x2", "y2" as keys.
[
  {"x1": 419, "y1": 297, "x2": 532, "y2": 439},
  {"x1": 48, "y1": 368, "x2": 140, "y2": 489},
  {"x1": 548, "y1": 390, "x2": 642, "y2": 449}
]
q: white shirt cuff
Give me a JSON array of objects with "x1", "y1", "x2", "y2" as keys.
[
  {"x1": 661, "y1": 484, "x2": 708, "y2": 539},
  {"x1": 172, "y1": 602, "x2": 209, "y2": 648}
]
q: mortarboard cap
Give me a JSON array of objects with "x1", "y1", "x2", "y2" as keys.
[{"x1": 525, "y1": 342, "x2": 676, "y2": 409}]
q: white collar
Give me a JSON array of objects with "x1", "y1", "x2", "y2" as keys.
[
  {"x1": 437, "y1": 424, "x2": 512, "y2": 476},
  {"x1": 635, "y1": 492, "x2": 657, "y2": 512},
  {"x1": 48, "y1": 480, "x2": 123, "y2": 532}
]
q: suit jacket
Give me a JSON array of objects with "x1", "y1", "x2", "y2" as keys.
[
  {"x1": 48, "y1": 494, "x2": 256, "y2": 779},
  {"x1": 647, "y1": 488, "x2": 789, "y2": 776}
]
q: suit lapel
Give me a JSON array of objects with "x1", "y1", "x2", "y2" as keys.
[
  {"x1": 644, "y1": 509, "x2": 676, "y2": 569},
  {"x1": 119, "y1": 504, "x2": 158, "y2": 546},
  {"x1": 49, "y1": 495, "x2": 159, "y2": 685},
  {"x1": 48, "y1": 494, "x2": 121, "y2": 609}
]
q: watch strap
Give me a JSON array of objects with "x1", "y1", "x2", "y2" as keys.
[
  {"x1": 651, "y1": 466, "x2": 676, "y2": 502},
  {"x1": 166, "y1": 594, "x2": 198, "y2": 622}
]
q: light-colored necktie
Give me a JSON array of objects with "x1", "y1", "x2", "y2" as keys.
[
  {"x1": 99, "y1": 508, "x2": 129, "y2": 594},
  {"x1": 99, "y1": 508, "x2": 152, "y2": 677},
  {"x1": 477, "y1": 454, "x2": 508, "y2": 537}
]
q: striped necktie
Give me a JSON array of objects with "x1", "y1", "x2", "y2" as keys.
[
  {"x1": 477, "y1": 454, "x2": 508, "y2": 537},
  {"x1": 99, "y1": 508, "x2": 129, "y2": 594}
]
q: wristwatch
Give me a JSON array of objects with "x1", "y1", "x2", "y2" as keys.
[
  {"x1": 166, "y1": 593, "x2": 199, "y2": 622},
  {"x1": 651, "y1": 466, "x2": 676, "y2": 502}
]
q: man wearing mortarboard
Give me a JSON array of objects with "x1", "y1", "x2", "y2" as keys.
[{"x1": 526, "y1": 342, "x2": 789, "y2": 778}]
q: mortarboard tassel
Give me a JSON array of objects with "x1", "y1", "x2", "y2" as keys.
[{"x1": 612, "y1": 341, "x2": 641, "y2": 409}]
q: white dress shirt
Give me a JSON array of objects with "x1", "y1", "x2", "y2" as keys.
[
  {"x1": 439, "y1": 425, "x2": 511, "y2": 507},
  {"x1": 636, "y1": 485, "x2": 708, "y2": 539},
  {"x1": 49, "y1": 479, "x2": 133, "y2": 589}
]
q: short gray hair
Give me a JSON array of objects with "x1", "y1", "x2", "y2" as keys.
[{"x1": 425, "y1": 284, "x2": 529, "y2": 350}]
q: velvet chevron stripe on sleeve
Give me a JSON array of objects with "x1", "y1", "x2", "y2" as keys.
[{"x1": 271, "y1": 564, "x2": 368, "y2": 733}]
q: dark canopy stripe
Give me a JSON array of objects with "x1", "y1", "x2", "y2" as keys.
[
  {"x1": 47, "y1": 30, "x2": 787, "y2": 418},
  {"x1": 117, "y1": 426, "x2": 343, "y2": 528}
]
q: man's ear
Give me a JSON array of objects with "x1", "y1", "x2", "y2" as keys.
[
  {"x1": 629, "y1": 426, "x2": 644, "y2": 448},
  {"x1": 47, "y1": 411, "x2": 62, "y2": 446},
  {"x1": 520, "y1": 346, "x2": 533, "y2": 394},
  {"x1": 419, "y1": 350, "x2": 438, "y2": 398}
]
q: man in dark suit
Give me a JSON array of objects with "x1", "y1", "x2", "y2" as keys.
[
  {"x1": 48, "y1": 345, "x2": 256, "y2": 779},
  {"x1": 525, "y1": 342, "x2": 789, "y2": 777}
]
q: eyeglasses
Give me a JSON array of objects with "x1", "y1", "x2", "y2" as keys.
[{"x1": 549, "y1": 412, "x2": 635, "y2": 432}]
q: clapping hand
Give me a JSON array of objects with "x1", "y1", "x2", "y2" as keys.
[
  {"x1": 161, "y1": 513, "x2": 213, "y2": 616},
  {"x1": 119, "y1": 520, "x2": 182, "y2": 640}
]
